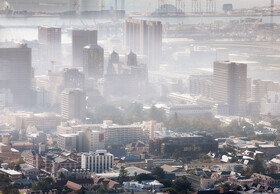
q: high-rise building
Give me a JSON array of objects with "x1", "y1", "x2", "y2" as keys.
[
  {"x1": 81, "y1": 150, "x2": 114, "y2": 173},
  {"x1": 72, "y1": 30, "x2": 98, "y2": 67},
  {"x1": 50, "y1": 68, "x2": 85, "y2": 105},
  {"x1": 124, "y1": 19, "x2": 162, "y2": 67},
  {"x1": 83, "y1": 44, "x2": 104, "y2": 79},
  {"x1": 61, "y1": 89, "x2": 86, "y2": 120},
  {"x1": 38, "y1": 26, "x2": 61, "y2": 68},
  {"x1": 213, "y1": 61, "x2": 247, "y2": 116},
  {"x1": 0, "y1": 44, "x2": 34, "y2": 107},
  {"x1": 82, "y1": 128, "x2": 105, "y2": 152}
]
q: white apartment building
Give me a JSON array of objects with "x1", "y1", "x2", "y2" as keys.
[
  {"x1": 81, "y1": 150, "x2": 114, "y2": 173},
  {"x1": 58, "y1": 134, "x2": 78, "y2": 152},
  {"x1": 101, "y1": 123, "x2": 144, "y2": 146},
  {"x1": 261, "y1": 91, "x2": 280, "y2": 116}
]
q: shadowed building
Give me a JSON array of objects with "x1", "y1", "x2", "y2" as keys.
[
  {"x1": 0, "y1": 43, "x2": 34, "y2": 107},
  {"x1": 149, "y1": 136, "x2": 218, "y2": 157},
  {"x1": 72, "y1": 30, "x2": 97, "y2": 67},
  {"x1": 83, "y1": 44, "x2": 104, "y2": 79}
]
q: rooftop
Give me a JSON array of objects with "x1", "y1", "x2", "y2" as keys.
[{"x1": 0, "y1": 168, "x2": 22, "y2": 175}]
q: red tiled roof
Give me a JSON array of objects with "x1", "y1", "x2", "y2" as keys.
[{"x1": 66, "y1": 181, "x2": 82, "y2": 191}]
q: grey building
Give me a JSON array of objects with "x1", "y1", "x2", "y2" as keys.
[
  {"x1": 0, "y1": 44, "x2": 34, "y2": 107},
  {"x1": 83, "y1": 44, "x2": 104, "y2": 79},
  {"x1": 213, "y1": 61, "x2": 247, "y2": 116},
  {"x1": 72, "y1": 30, "x2": 98, "y2": 67}
]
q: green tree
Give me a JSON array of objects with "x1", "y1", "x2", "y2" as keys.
[
  {"x1": 118, "y1": 166, "x2": 129, "y2": 183},
  {"x1": 152, "y1": 167, "x2": 165, "y2": 180},
  {"x1": 32, "y1": 177, "x2": 54, "y2": 191},
  {"x1": 252, "y1": 157, "x2": 265, "y2": 174},
  {"x1": 124, "y1": 102, "x2": 144, "y2": 123},
  {"x1": 172, "y1": 176, "x2": 194, "y2": 193},
  {"x1": 14, "y1": 164, "x2": 21, "y2": 171},
  {"x1": 160, "y1": 179, "x2": 172, "y2": 188},
  {"x1": 58, "y1": 172, "x2": 66, "y2": 180},
  {"x1": 163, "y1": 187, "x2": 177, "y2": 194},
  {"x1": 136, "y1": 173, "x2": 155, "y2": 182},
  {"x1": 149, "y1": 106, "x2": 166, "y2": 122}
]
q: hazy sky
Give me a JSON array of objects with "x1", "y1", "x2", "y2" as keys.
[{"x1": 124, "y1": 0, "x2": 276, "y2": 12}]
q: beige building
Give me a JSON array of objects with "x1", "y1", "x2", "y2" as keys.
[
  {"x1": 213, "y1": 61, "x2": 247, "y2": 116},
  {"x1": 38, "y1": 26, "x2": 61, "y2": 69},
  {"x1": 252, "y1": 80, "x2": 280, "y2": 102},
  {"x1": 102, "y1": 122, "x2": 144, "y2": 146},
  {"x1": 61, "y1": 89, "x2": 86, "y2": 120}
]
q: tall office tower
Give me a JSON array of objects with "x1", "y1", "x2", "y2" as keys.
[
  {"x1": 0, "y1": 44, "x2": 34, "y2": 107},
  {"x1": 83, "y1": 44, "x2": 104, "y2": 79},
  {"x1": 72, "y1": 30, "x2": 98, "y2": 67},
  {"x1": 38, "y1": 26, "x2": 61, "y2": 68},
  {"x1": 124, "y1": 51, "x2": 137, "y2": 66},
  {"x1": 124, "y1": 19, "x2": 162, "y2": 67},
  {"x1": 61, "y1": 89, "x2": 86, "y2": 120},
  {"x1": 213, "y1": 61, "x2": 247, "y2": 116},
  {"x1": 50, "y1": 68, "x2": 85, "y2": 106}
]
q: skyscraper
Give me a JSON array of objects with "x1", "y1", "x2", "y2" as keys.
[
  {"x1": 124, "y1": 19, "x2": 162, "y2": 67},
  {"x1": 61, "y1": 89, "x2": 86, "y2": 120},
  {"x1": 38, "y1": 26, "x2": 61, "y2": 68},
  {"x1": 72, "y1": 30, "x2": 98, "y2": 67},
  {"x1": 50, "y1": 68, "x2": 85, "y2": 106},
  {"x1": 83, "y1": 44, "x2": 104, "y2": 79},
  {"x1": 213, "y1": 61, "x2": 247, "y2": 116},
  {"x1": 0, "y1": 43, "x2": 34, "y2": 107}
]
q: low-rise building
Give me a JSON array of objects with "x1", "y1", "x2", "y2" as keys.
[
  {"x1": 81, "y1": 150, "x2": 114, "y2": 173},
  {"x1": 20, "y1": 164, "x2": 40, "y2": 177},
  {"x1": 149, "y1": 135, "x2": 218, "y2": 157},
  {"x1": 251, "y1": 173, "x2": 280, "y2": 188},
  {"x1": 228, "y1": 176, "x2": 253, "y2": 187},
  {"x1": 0, "y1": 163, "x2": 22, "y2": 181}
]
